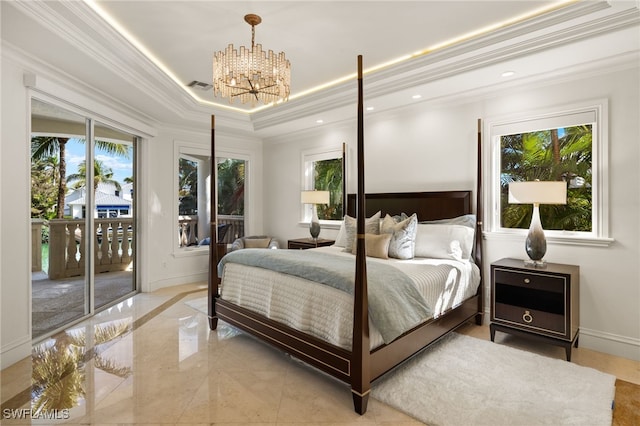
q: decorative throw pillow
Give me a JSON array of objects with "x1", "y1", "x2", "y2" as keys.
[
  {"x1": 243, "y1": 237, "x2": 271, "y2": 249},
  {"x1": 351, "y1": 233, "x2": 392, "y2": 259},
  {"x1": 380, "y1": 213, "x2": 418, "y2": 259},
  {"x1": 414, "y1": 223, "x2": 475, "y2": 260},
  {"x1": 342, "y1": 211, "x2": 381, "y2": 253}
]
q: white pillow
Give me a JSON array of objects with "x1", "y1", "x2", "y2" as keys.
[
  {"x1": 414, "y1": 223, "x2": 475, "y2": 260},
  {"x1": 334, "y1": 220, "x2": 347, "y2": 247}
]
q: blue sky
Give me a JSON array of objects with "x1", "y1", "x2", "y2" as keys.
[{"x1": 66, "y1": 138, "x2": 133, "y2": 184}]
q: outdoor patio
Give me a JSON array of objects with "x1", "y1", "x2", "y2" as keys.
[{"x1": 32, "y1": 270, "x2": 134, "y2": 338}]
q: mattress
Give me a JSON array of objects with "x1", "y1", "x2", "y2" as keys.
[{"x1": 219, "y1": 246, "x2": 480, "y2": 350}]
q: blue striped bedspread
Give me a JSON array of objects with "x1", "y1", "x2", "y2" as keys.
[{"x1": 218, "y1": 249, "x2": 438, "y2": 344}]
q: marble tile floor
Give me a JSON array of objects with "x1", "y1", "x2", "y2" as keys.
[{"x1": 1, "y1": 282, "x2": 638, "y2": 425}]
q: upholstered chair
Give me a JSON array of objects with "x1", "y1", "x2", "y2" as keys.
[{"x1": 229, "y1": 235, "x2": 280, "y2": 251}]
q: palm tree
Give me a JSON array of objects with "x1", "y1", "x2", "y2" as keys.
[
  {"x1": 501, "y1": 125, "x2": 592, "y2": 231},
  {"x1": 31, "y1": 137, "x2": 130, "y2": 218},
  {"x1": 178, "y1": 158, "x2": 198, "y2": 215},
  {"x1": 31, "y1": 137, "x2": 69, "y2": 219},
  {"x1": 314, "y1": 158, "x2": 343, "y2": 220},
  {"x1": 217, "y1": 158, "x2": 245, "y2": 215},
  {"x1": 31, "y1": 155, "x2": 60, "y2": 219},
  {"x1": 67, "y1": 160, "x2": 122, "y2": 194}
]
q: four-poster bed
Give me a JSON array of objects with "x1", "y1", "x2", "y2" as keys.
[{"x1": 208, "y1": 56, "x2": 484, "y2": 414}]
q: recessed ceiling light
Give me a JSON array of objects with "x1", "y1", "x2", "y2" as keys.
[
  {"x1": 366, "y1": 106, "x2": 374, "y2": 111},
  {"x1": 316, "y1": 119, "x2": 324, "y2": 124},
  {"x1": 501, "y1": 71, "x2": 516, "y2": 77},
  {"x1": 412, "y1": 94, "x2": 422, "y2": 100}
]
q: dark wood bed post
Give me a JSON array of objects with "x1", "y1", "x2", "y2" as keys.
[
  {"x1": 208, "y1": 114, "x2": 219, "y2": 330},
  {"x1": 475, "y1": 118, "x2": 484, "y2": 325},
  {"x1": 342, "y1": 142, "x2": 347, "y2": 216},
  {"x1": 351, "y1": 55, "x2": 370, "y2": 415}
]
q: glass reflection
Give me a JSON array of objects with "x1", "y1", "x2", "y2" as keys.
[{"x1": 30, "y1": 318, "x2": 132, "y2": 411}]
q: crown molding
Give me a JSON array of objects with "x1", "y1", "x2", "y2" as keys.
[
  {"x1": 251, "y1": 0, "x2": 639, "y2": 132},
  {"x1": 8, "y1": 0, "x2": 254, "y2": 134},
  {"x1": 7, "y1": 0, "x2": 638, "y2": 137}
]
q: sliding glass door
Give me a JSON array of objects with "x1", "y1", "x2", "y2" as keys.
[
  {"x1": 30, "y1": 99, "x2": 138, "y2": 339},
  {"x1": 93, "y1": 121, "x2": 136, "y2": 310}
]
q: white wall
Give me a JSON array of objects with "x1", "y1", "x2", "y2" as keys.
[
  {"x1": 1, "y1": 53, "x2": 32, "y2": 369},
  {"x1": 263, "y1": 65, "x2": 640, "y2": 360}
]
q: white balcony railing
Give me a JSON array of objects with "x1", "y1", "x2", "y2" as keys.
[
  {"x1": 32, "y1": 215, "x2": 245, "y2": 280},
  {"x1": 45, "y1": 218, "x2": 134, "y2": 280},
  {"x1": 178, "y1": 214, "x2": 244, "y2": 247}
]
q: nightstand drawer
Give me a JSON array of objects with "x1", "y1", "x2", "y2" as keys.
[
  {"x1": 494, "y1": 302, "x2": 565, "y2": 336},
  {"x1": 494, "y1": 269, "x2": 565, "y2": 293}
]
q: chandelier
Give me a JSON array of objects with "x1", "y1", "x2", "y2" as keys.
[{"x1": 213, "y1": 14, "x2": 291, "y2": 106}]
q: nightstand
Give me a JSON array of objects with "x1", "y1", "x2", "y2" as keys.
[
  {"x1": 287, "y1": 238, "x2": 335, "y2": 249},
  {"x1": 490, "y1": 258, "x2": 580, "y2": 361}
]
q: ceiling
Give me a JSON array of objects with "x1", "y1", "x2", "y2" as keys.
[
  {"x1": 90, "y1": 0, "x2": 568, "y2": 110},
  {"x1": 3, "y1": 1, "x2": 639, "y2": 136}
]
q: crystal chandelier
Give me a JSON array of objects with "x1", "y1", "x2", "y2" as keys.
[{"x1": 213, "y1": 14, "x2": 291, "y2": 106}]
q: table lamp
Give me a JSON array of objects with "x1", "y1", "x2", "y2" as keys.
[
  {"x1": 301, "y1": 190, "x2": 330, "y2": 240},
  {"x1": 508, "y1": 181, "x2": 567, "y2": 267}
]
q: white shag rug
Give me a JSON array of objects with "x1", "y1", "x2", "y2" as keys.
[{"x1": 372, "y1": 332, "x2": 616, "y2": 426}]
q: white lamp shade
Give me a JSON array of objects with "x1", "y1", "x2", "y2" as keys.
[
  {"x1": 508, "y1": 181, "x2": 567, "y2": 205},
  {"x1": 301, "y1": 190, "x2": 330, "y2": 204}
]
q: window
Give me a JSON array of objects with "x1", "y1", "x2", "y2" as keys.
[
  {"x1": 302, "y1": 147, "x2": 344, "y2": 222},
  {"x1": 488, "y1": 99, "x2": 611, "y2": 244},
  {"x1": 217, "y1": 157, "x2": 246, "y2": 242},
  {"x1": 175, "y1": 141, "x2": 249, "y2": 252},
  {"x1": 175, "y1": 143, "x2": 211, "y2": 249}
]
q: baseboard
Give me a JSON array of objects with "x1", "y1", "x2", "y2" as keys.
[
  {"x1": 1, "y1": 335, "x2": 32, "y2": 370},
  {"x1": 579, "y1": 327, "x2": 640, "y2": 361},
  {"x1": 146, "y1": 271, "x2": 208, "y2": 292},
  {"x1": 479, "y1": 308, "x2": 638, "y2": 361}
]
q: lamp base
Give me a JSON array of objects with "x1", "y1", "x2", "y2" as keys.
[
  {"x1": 523, "y1": 203, "x2": 547, "y2": 268},
  {"x1": 524, "y1": 259, "x2": 547, "y2": 268},
  {"x1": 309, "y1": 204, "x2": 321, "y2": 240},
  {"x1": 309, "y1": 221, "x2": 320, "y2": 240}
]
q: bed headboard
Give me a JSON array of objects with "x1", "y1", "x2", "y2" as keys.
[{"x1": 346, "y1": 191, "x2": 472, "y2": 222}]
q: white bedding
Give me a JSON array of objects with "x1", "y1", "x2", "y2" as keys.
[{"x1": 219, "y1": 245, "x2": 480, "y2": 350}]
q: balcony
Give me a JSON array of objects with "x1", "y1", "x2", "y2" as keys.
[
  {"x1": 177, "y1": 214, "x2": 244, "y2": 247},
  {"x1": 31, "y1": 215, "x2": 244, "y2": 338},
  {"x1": 31, "y1": 218, "x2": 135, "y2": 338}
]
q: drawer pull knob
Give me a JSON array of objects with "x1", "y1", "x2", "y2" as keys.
[
  {"x1": 523, "y1": 310, "x2": 533, "y2": 323},
  {"x1": 524, "y1": 278, "x2": 530, "y2": 284}
]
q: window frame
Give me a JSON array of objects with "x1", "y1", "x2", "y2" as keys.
[
  {"x1": 173, "y1": 140, "x2": 211, "y2": 256},
  {"x1": 301, "y1": 146, "x2": 344, "y2": 228},
  {"x1": 485, "y1": 99, "x2": 613, "y2": 247}
]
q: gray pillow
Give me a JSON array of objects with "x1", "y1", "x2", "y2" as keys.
[
  {"x1": 420, "y1": 214, "x2": 476, "y2": 229},
  {"x1": 381, "y1": 213, "x2": 418, "y2": 259},
  {"x1": 342, "y1": 211, "x2": 381, "y2": 253}
]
